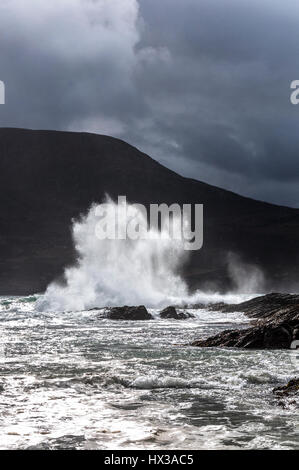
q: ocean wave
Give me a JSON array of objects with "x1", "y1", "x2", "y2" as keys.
[{"x1": 128, "y1": 375, "x2": 196, "y2": 390}]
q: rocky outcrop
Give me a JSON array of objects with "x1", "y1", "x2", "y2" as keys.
[
  {"x1": 160, "y1": 306, "x2": 193, "y2": 320},
  {"x1": 191, "y1": 293, "x2": 299, "y2": 349},
  {"x1": 191, "y1": 323, "x2": 295, "y2": 349},
  {"x1": 209, "y1": 293, "x2": 299, "y2": 319},
  {"x1": 3, "y1": 128, "x2": 299, "y2": 296},
  {"x1": 106, "y1": 305, "x2": 152, "y2": 320}
]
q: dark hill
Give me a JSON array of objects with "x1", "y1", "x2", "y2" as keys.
[{"x1": 1, "y1": 127, "x2": 299, "y2": 294}]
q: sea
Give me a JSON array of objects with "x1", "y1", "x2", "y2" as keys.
[{"x1": 0, "y1": 294, "x2": 298, "y2": 450}]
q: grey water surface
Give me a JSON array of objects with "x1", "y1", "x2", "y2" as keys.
[{"x1": 0, "y1": 296, "x2": 298, "y2": 450}]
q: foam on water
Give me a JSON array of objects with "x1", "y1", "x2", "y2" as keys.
[
  {"x1": 129, "y1": 376, "x2": 193, "y2": 390},
  {"x1": 0, "y1": 295, "x2": 298, "y2": 450}
]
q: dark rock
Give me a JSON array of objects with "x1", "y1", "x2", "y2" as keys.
[
  {"x1": 277, "y1": 400, "x2": 287, "y2": 408},
  {"x1": 263, "y1": 325, "x2": 292, "y2": 349},
  {"x1": 160, "y1": 306, "x2": 194, "y2": 320},
  {"x1": 160, "y1": 306, "x2": 177, "y2": 319},
  {"x1": 273, "y1": 378, "x2": 299, "y2": 397},
  {"x1": 107, "y1": 305, "x2": 152, "y2": 321},
  {"x1": 187, "y1": 303, "x2": 207, "y2": 310},
  {"x1": 191, "y1": 293, "x2": 299, "y2": 350},
  {"x1": 191, "y1": 323, "x2": 295, "y2": 349},
  {"x1": 292, "y1": 326, "x2": 299, "y2": 340},
  {"x1": 191, "y1": 327, "x2": 264, "y2": 348},
  {"x1": 182, "y1": 311, "x2": 195, "y2": 319},
  {"x1": 210, "y1": 293, "x2": 299, "y2": 319}
]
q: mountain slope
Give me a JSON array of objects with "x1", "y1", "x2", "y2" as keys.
[{"x1": 1, "y1": 127, "x2": 299, "y2": 294}]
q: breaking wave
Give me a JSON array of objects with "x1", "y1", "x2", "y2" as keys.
[
  {"x1": 37, "y1": 197, "x2": 190, "y2": 311},
  {"x1": 37, "y1": 197, "x2": 260, "y2": 312}
]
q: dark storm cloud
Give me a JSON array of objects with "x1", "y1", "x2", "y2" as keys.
[{"x1": 0, "y1": 0, "x2": 299, "y2": 206}]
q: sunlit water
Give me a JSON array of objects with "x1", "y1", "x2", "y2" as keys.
[{"x1": 0, "y1": 295, "x2": 298, "y2": 450}]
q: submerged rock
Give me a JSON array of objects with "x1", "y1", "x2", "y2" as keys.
[
  {"x1": 160, "y1": 306, "x2": 193, "y2": 320},
  {"x1": 191, "y1": 293, "x2": 299, "y2": 349},
  {"x1": 107, "y1": 305, "x2": 152, "y2": 321}
]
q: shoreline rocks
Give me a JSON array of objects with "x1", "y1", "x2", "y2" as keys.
[
  {"x1": 160, "y1": 306, "x2": 194, "y2": 320},
  {"x1": 104, "y1": 305, "x2": 195, "y2": 321},
  {"x1": 273, "y1": 378, "x2": 299, "y2": 408},
  {"x1": 191, "y1": 293, "x2": 299, "y2": 350},
  {"x1": 106, "y1": 305, "x2": 152, "y2": 321},
  {"x1": 191, "y1": 323, "x2": 295, "y2": 349}
]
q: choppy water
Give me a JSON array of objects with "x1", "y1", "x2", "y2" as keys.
[{"x1": 0, "y1": 295, "x2": 298, "y2": 450}]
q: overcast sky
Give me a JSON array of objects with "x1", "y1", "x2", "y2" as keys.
[{"x1": 0, "y1": 0, "x2": 299, "y2": 206}]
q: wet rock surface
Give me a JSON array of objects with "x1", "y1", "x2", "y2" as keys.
[
  {"x1": 106, "y1": 305, "x2": 152, "y2": 320},
  {"x1": 160, "y1": 306, "x2": 194, "y2": 320},
  {"x1": 273, "y1": 378, "x2": 299, "y2": 397},
  {"x1": 191, "y1": 324, "x2": 295, "y2": 349},
  {"x1": 4, "y1": 128, "x2": 299, "y2": 296},
  {"x1": 191, "y1": 293, "x2": 299, "y2": 349},
  {"x1": 273, "y1": 378, "x2": 299, "y2": 408}
]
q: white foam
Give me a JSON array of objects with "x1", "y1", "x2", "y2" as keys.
[
  {"x1": 37, "y1": 197, "x2": 189, "y2": 311},
  {"x1": 129, "y1": 375, "x2": 193, "y2": 389},
  {"x1": 36, "y1": 197, "x2": 260, "y2": 312}
]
